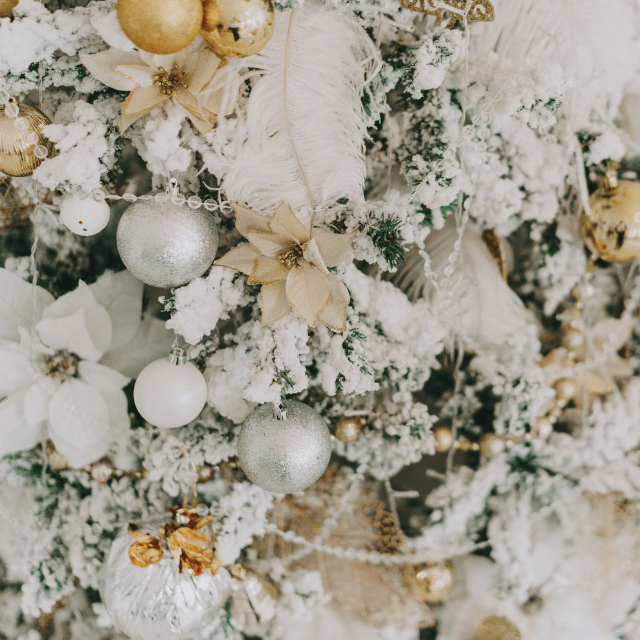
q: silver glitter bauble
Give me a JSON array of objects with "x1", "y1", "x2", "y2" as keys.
[
  {"x1": 237, "y1": 400, "x2": 332, "y2": 494},
  {"x1": 100, "y1": 519, "x2": 231, "y2": 640},
  {"x1": 116, "y1": 189, "x2": 218, "y2": 288}
]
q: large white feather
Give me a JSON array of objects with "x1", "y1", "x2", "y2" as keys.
[
  {"x1": 222, "y1": 2, "x2": 377, "y2": 214},
  {"x1": 391, "y1": 219, "x2": 533, "y2": 348}
]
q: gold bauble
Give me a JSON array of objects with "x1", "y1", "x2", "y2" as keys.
[
  {"x1": 582, "y1": 180, "x2": 640, "y2": 263},
  {"x1": 0, "y1": 0, "x2": 19, "y2": 17},
  {"x1": 117, "y1": 0, "x2": 203, "y2": 55},
  {"x1": 0, "y1": 102, "x2": 55, "y2": 177},
  {"x1": 479, "y1": 433, "x2": 506, "y2": 458},
  {"x1": 432, "y1": 425, "x2": 453, "y2": 452},
  {"x1": 200, "y1": 0, "x2": 275, "y2": 58},
  {"x1": 467, "y1": 615, "x2": 521, "y2": 640},
  {"x1": 334, "y1": 416, "x2": 362, "y2": 443},
  {"x1": 403, "y1": 560, "x2": 455, "y2": 604}
]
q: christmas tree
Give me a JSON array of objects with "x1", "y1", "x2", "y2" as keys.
[{"x1": 2, "y1": 0, "x2": 640, "y2": 638}]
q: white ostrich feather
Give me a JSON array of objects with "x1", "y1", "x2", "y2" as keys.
[
  {"x1": 222, "y1": 2, "x2": 378, "y2": 214},
  {"x1": 471, "y1": 0, "x2": 640, "y2": 126},
  {"x1": 391, "y1": 219, "x2": 533, "y2": 348}
]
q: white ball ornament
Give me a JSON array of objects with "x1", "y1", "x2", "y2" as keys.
[
  {"x1": 134, "y1": 348, "x2": 207, "y2": 428},
  {"x1": 237, "y1": 400, "x2": 332, "y2": 494},
  {"x1": 60, "y1": 195, "x2": 110, "y2": 236}
]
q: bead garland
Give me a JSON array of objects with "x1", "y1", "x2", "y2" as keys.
[{"x1": 0, "y1": 90, "x2": 50, "y2": 161}]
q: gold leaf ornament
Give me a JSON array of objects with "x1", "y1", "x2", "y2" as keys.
[
  {"x1": 128, "y1": 532, "x2": 164, "y2": 567},
  {"x1": 80, "y1": 43, "x2": 240, "y2": 134},
  {"x1": 167, "y1": 526, "x2": 222, "y2": 576},
  {"x1": 399, "y1": 0, "x2": 494, "y2": 27},
  {"x1": 216, "y1": 202, "x2": 356, "y2": 331}
]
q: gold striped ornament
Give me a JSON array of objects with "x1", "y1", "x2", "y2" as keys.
[{"x1": 0, "y1": 100, "x2": 55, "y2": 177}]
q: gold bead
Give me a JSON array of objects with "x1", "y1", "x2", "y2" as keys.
[
  {"x1": 470, "y1": 442, "x2": 480, "y2": 452},
  {"x1": 201, "y1": 0, "x2": 275, "y2": 58},
  {"x1": 0, "y1": 0, "x2": 18, "y2": 17},
  {"x1": 91, "y1": 460, "x2": 115, "y2": 483},
  {"x1": 46, "y1": 442, "x2": 69, "y2": 471},
  {"x1": 561, "y1": 326, "x2": 585, "y2": 351},
  {"x1": 467, "y1": 615, "x2": 521, "y2": 640},
  {"x1": 0, "y1": 102, "x2": 55, "y2": 177},
  {"x1": 334, "y1": 416, "x2": 362, "y2": 443},
  {"x1": 533, "y1": 417, "x2": 553, "y2": 439},
  {"x1": 582, "y1": 180, "x2": 640, "y2": 263},
  {"x1": 458, "y1": 438, "x2": 471, "y2": 452},
  {"x1": 479, "y1": 433, "x2": 506, "y2": 458},
  {"x1": 432, "y1": 425, "x2": 454, "y2": 452},
  {"x1": 197, "y1": 464, "x2": 216, "y2": 483},
  {"x1": 403, "y1": 560, "x2": 455, "y2": 604},
  {"x1": 117, "y1": 0, "x2": 203, "y2": 55},
  {"x1": 552, "y1": 377, "x2": 578, "y2": 402}
]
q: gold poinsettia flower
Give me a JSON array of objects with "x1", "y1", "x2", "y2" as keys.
[
  {"x1": 216, "y1": 202, "x2": 356, "y2": 331},
  {"x1": 167, "y1": 526, "x2": 222, "y2": 576},
  {"x1": 80, "y1": 41, "x2": 239, "y2": 134}
]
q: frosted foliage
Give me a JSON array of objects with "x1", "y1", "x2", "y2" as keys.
[{"x1": 6, "y1": 0, "x2": 640, "y2": 638}]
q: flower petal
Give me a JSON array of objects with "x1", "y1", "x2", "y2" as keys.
[
  {"x1": 0, "y1": 268, "x2": 54, "y2": 342},
  {"x1": 215, "y1": 244, "x2": 261, "y2": 275},
  {"x1": 123, "y1": 85, "x2": 169, "y2": 116},
  {"x1": 78, "y1": 360, "x2": 130, "y2": 393},
  {"x1": 248, "y1": 256, "x2": 290, "y2": 285},
  {"x1": 246, "y1": 231, "x2": 293, "y2": 257},
  {"x1": 90, "y1": 270, "x2": 144, "y2": 352},
  {"x1": 80, "y1": 49, "x2": 144, "y2": 91},
  {"x1": 200, "y1": 66, "x2": 241, "y2": 117},
  {"x1": 115, "y1": 64, "x2": 156, "y2": 87},
  {"x1": 231, "y1": 203, "x2": 272, "y2": 238},
  {"x1": 23, "y1": 382, "x2": 51, "y2": 427},
  {"x1": 37, "y1": 281, "x2": 112, "y2": 360},
  {"x1": 269, "y1": 202, "x2": 311, "y2": 245},
  {"x1": 302, "y1": 238, "x2": 328, "y2": 275},
  {"x1": 183, "y1": 46, "x2": 222, "y2": 95},
  {"x1": 261, "y1": 281, "x2": 291, "y2": 326},
  {"x1": 48, "y1": 379, "x2": 110, "y2": 450},
  {"x1": 286, "y1": 261, "x2": 331, "y2": 327},
  {"x1": 312, "y1": 229, "x2": 357, "y2": 268},
  {"x1": 0, "y1": 389, "x2": 45, "y2": 456},
  {"x1": 174, "y1": 94, "x2": 215, "y2": 135},
  {"x1": 318, "y1": 274, "x2": 350, "y2": 332},
  {"x1": 0, "y1": 342, "x2": 33, "y2": 396}
]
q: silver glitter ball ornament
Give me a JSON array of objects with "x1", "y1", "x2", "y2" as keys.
[
  {"x1": 100, "y1": 518, "x2": 231, "y2": 640},
  {"x1": 237, "y1": 400, "x2": 332, "y2": 494},
  {"x1": 117, "y1": 184, "x2": 218, "y2": 288}
]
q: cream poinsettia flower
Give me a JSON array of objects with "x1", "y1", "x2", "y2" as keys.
[
  {"x1": 215, "y1": 202, "x2": 357, "y2": 331},
  {"x1": 80, "y1": 40, "x2": 239, "y2": 134}
]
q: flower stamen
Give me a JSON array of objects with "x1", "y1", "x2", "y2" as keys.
[
  {"x1": 277, "y1": 245, "x2": 303, "y2": 269},
  {"x1": 40, "y1": 350, "x2": 79, "y2": 380},
  {"x1": 152, "y1": 64, "x2": 188, "y2": 96}
]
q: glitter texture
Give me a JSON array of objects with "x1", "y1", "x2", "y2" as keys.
[
  {"x1": 236, "y1": 400, "x2": 332, "y2": 494},
  {"x1": 116, "y1": 192, "x2": 219, "y2": 288},
  {"x1": 100, "y1": 519, "x2": 231, "y2": 640}
]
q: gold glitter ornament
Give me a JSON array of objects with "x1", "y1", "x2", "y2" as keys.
[
  {"x1": 0, "y1": 100, "x2": 55, "y2": 177},
  {"x1": 432, "y1": 425, "x2": 454, "y2": 452},
  {"x1": 403, "y1": 561, "x2": 455, "y2": 604},
  {"x1": 0, "y1": 0, "x2": 19, "y2": 17},
  {"x1": 117, "y1": 0, "x2": 203, "y2": 55},
  {"x1": 334, "y1": 415, "x2": 362, "y2": 443},
  {"x1": 479, "y1": 433, "x2": 506, "y2": 458},
  {"x1": 467, "y1": 616, "x2": 521, "y2": 640},
  {"x1": 582, "y1": 180, "x2": 640, "y2": 263},
  {"x1": 201, "y1": 0, "x2": 275, "y2": 58}
]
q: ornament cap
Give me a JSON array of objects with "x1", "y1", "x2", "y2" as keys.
[{"x1": 168, "y1": 347, "x2": 188, "y2": 365}]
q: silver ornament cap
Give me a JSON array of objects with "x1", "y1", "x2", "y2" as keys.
[
  {"x1": 237, "y1": 400, "x2": 332, "y2": 494},
  {"x1": 116, "y1": 180, "x2": 218, "y2": 288}
]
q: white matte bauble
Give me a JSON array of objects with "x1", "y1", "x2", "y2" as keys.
[
  {"x1": 134, "y1": 351, "x2": 207, "y2": 428},
  {"x1": 116, "y1": 188, "x2": 218, "y2": 288},
  {"x1": 100, "y1": 519, "x2": 231, "y2": 640},
  {"x1": 237, "y1": 400, "x2": 332, "y2": 494},
  {"x1": 60, "y1": 196, "x2": 110, "y2": 236}
]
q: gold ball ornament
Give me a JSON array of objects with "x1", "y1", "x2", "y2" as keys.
[
  {"x1": 432, "y1": 425, "x2": 454, "y2": 452},
  {"x1": 0, "y1": 100, "x2": 55, "y2": 177},
  {"x1": 582, "y1": 180, "x2": 640, "y2": 263},
  {"x1": 334, "y1": 416, "x2": 362, "y2": 443},
  {"x1": 200, "y1": 0, "x2": 275, "y2": 58},
  {"x1": 0, "y1": 0, "x2": 19, "y2": 17},
  {"x1": 479, "y1": 433, "x2": 506, "y2": 458},
  {"x1": 467, "y1": 616, "x2": 521, "y2": 640},
  {"x1": 403, "y1": 560, "x2": 455, "y2": 604},
  {"x1": 117, "y1": 0, "x2": 203, "y2": 55}
]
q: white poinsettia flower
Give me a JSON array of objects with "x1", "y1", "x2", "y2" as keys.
[
  {"x1": 80, "y1": 40, "x2": 240, "y2": 134},
  {"x1": 0, "y1": 269, "x2": 173, "y2": 467}
]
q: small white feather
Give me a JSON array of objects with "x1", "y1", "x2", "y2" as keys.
[
  {"x1": 391, "y1": 219, "x2": 533, "y2": 348},
  {"x1": 222, "y1": 2, "x2": 378, "y2": 214}
]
